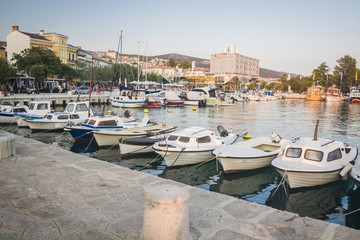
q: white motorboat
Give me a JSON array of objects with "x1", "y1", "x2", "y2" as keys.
[
  {"x1": 271, "y1": 121, "x2": 358, "y2": 189},
  {"x1": 93, "y1": 124, "x2": 177, "y2": 147},
  {"x1": 152, "y1": 125, "x2": 240, "y2": 167},
  {"x1": 350, "y1": 159, "x2": 360, "y2": 188},
  {"x1": 325, "y1": 85, "x2": 344, "y2": 102},
  {"x1": 16, "y1": 100, "x2": 51, "y2": 127},
  {"x1": 110, "y1": 90, "x2": 145, "y2": 108},
  {"x1": 213, "y1": 133, "x2": 290, "y2": 173},
  {"x1": 178, "y1": 91, "x2": 206, "y2": 106},
  {"x1": 26, "y1": 101, "x2": 92, "y2": 131},
  {"x1": 0, "y1": 104, "x2": 28, "y2": 124},
  {"x1": 64, "y1": 113, "x2": 151, "y2": 141}
]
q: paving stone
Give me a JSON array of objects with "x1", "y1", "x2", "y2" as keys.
[
  {"x1": 66, "y1": 228, "x2": 119, "y2": 240},
  {"x1": 75, "y1": 160, "x2": 112, "y2": 170},
  {"x1": 332, "y1": 225, "x2": 360, "y2": 240},
  {"x1": 3, "y1": 212, "x2": 34, "y2": 231},
  {"x1": 223, "y1": 199, "x2": 269, "y2": 219},
  {"x1": 99, "y1": 202, "x2": 142, "y2": 220},
  {"x1": 22, "y1": 222, "x2": 63, "y2": 240},
  {"x1": 10, "y1": 193, "x2": 50, "y2": 210},
  {"x1": 71, "y1": 205, "x2": 110, "y2": 229},
  {"x1": 107, "y1": 214, "x2": 143, "y2": 237},
  {"x1": 29, "y1": 203, "x2": 67, "y2": 221},
  {"x1": 0, "y1": 226, "x2": 21, "y2": 240},
  {"x1": 55, "y1": 216, "x2": 84, "y2": 236},
  {"x1": 208, "y1": 229, "x2": 254, "y2": 240}
]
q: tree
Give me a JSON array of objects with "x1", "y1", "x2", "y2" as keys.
[
  {"x1": 0, "y1": 58, "x2": 16, "y2": 82},
  {"x1": 165, "y1": 58, "x2": 177, "y2": 67},
  {"x1": 59, "y1": 64, "x2": 77, "y2": 81},
  {"x1": 334, "y1": 55, "x2": 357, "y2": 92},
  {"x1": 228, "y1": 76, "x2": 241, "y2": 91},
  {"x1": 12, "y1": 47, "x2": 62, "y2": 81},
  {"x1": 146, "y1": 72, "x2": 162, "y2": 83},
  {"x1": 178, "y1": 60, "x2": 191, "y2": 69},
  {"x1": 312, "y1": 62, "x2": 330, "y2": 87}
]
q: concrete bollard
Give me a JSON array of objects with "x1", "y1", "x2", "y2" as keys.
[
  {"x1": 0, "y1": 133, "x2": 15, "y2": 159},
  {"x1": 141, "y1": 184, "x2": 189, "y2": 240}
]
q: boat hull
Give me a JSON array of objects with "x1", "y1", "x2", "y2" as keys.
[
  {"x1": 218, "y1": 154, "x2": 279, "y2": 173},
  {"x1": 166, "y1": 100, "x2": 184, "y2": 107},
  {"x1": 274, "y1": 168, "x2": 343, "y2": 189},
  {"x1": 154, "y1": 148, "x2": 215, "y2": 167},
  {"x1": 27, "y1": 121, "x2": 67, "y2": 131},
  {"x1": 0, "y1": 114, "x2": 16, "y2": 124}
]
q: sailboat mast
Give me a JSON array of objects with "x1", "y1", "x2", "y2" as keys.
[
  {"x1": 145, "y1": 40, "x2": 149, "y2": 82},
  {"x1": 88, "y1": 56, "x2": 94, "y2": 118},
  {"x1": 119, "y1": 30, "x2": 123, "y2": 85},
  {"x1": 137, "y1": 41, "x2": 140, "y2": 87}
]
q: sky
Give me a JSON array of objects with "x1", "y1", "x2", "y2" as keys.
[{"x1": 1, "y1": 0, "x2": 359, "y2": 75}]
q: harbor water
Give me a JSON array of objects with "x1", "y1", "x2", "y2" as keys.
[{"x1": 2, "y1": 99, "x2": 360, "y2": 229}]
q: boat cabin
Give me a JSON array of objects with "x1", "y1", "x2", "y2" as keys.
[
  {"x1": 28, "y1": 101, "x2": 51, "y2": 115},
  {"x1": 83, "y1": 115, "x2": 123, "y2": 127},
  {"x1": 44, "y1": 112, "x2": 80, "y2": 121},
  {"x1": 163, "y1": 127, "x2": 221, "y2": 148},
  {"x1": 281, "y1": 137, "x2": 353, "y2": 164}
]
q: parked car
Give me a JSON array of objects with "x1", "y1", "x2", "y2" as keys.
[{"x1": 71, "y1": 86, "x2": 89, "y2": 95}]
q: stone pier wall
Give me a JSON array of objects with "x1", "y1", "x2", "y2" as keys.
[{"x1": 0, "y1": 133, "x2": 359, "y2": 239}]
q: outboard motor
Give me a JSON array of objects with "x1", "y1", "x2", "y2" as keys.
[
  {"x1": 124, "y1": 110, "x2": 131, "y2": 118},
  {"x1": 271, "y1": 132, "x2": 282, "y2": 143},
  {"x1": 217, "y1": 125, "x2": 229, "y2": 137}
]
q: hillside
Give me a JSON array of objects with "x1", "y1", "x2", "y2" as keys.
[
  {"x1": 153, "y1": 53, "x2": 297, "y2": 78},
  {"x1": 152, "y1": 53, "x2": 210, "y2": 68}
]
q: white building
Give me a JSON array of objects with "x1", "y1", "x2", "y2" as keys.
[
  {"x1": 142, "y1": 67, "x2": 183, "y2": 81},
  {"x1": 210, "y1": 45, "x2": 259, "y2": 84}
]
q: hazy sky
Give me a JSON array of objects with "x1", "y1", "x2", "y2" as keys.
[{"x1": 1, "y1": 0, "x2": 359, "y2": 75}]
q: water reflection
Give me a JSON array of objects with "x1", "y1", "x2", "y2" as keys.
[
  {"x1": 211, "y1": 167, "x2": 276, "y2": 198},
  {"x1": 265, "y1": 181, "x2": 347, "y2": 220}
]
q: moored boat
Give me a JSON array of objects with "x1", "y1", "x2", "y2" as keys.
[
  {"x1": 152, "y1": 125, "x2": 240, "y2": 167},
  {"x1": 110, "y1": 90, "x2": 145, "y2": 108},
  {"x1": 213, "y1": 133, "x2": 290, "y2": 173},
  {"x1": 65, "y1": 114, "x2": 151, "y2": 141},
  {"x1": 26, "y1": 101, "x2": 92, "y2": 131},
  {"x1": 349, "y1": 86, "x2": 360, "y2": 103},
  {"x1": 271, "y1": 120, "x2": 358, "y2": 189},
  {"x1": 0, "y1": 104, "x2": 28, "y2": 124},
  {"x1": 306, "y1": 85, "x2": 325, "y2": 101},
  {"x1": 93, "y1": 123, "x2": 177, "y2": 147},
  {"x1": 325, "y1": 85, "x2": 344, "y2": 102},
  {"x1": 16, "y1": 100, "x2": 51, "y2": 127}
]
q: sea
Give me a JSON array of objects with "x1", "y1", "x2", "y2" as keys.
[{"x1": 2, "y1": 99, "x2": 360, "y2": 229}]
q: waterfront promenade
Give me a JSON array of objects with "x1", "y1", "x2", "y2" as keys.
[{"x1": 0, "y1": 132, "x2": 359, "y2": 239}]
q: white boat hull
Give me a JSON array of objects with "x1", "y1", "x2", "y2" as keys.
[
  {"x1": 154, "y1": 149, "x2": 215, "y2": 167},
  {"x1": 16, "y1": 117, "x2": 29, "y2": 127},
  {"x1": 27, "y1": 121, "x2": 67, "y2": 131},
  {"x1": 0, "y1": 115, "x2": 17, "y2": 124},
  {"x1": 120, "y1": 142, "x2": 155, "y2": 155},
  {"x1": 218, "y1": 154, "x2": 278, "y2": 173},
  {"x1": 275, "y1": 168, "x2": 343, "y2": 189}
]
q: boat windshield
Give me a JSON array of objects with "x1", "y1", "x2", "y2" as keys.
[
  {"x1": 179, "y1": 137, "x2": 190, "y2": 143},
  {"x1": 196, "y1": 136, "x2": 211, "y2": 143},
  {"x1": 304, "y1": 149, "x2": 323, "y2": 162},
  {"x1": 97, "y1": 120, "x2": 117, "y2": 126},
  {"x1": 327, "y1": 148, "x2": 342, "y2": 162},
  {"x1": 285, "y1": 148, "x2": 302, "y2": 158},
  {"x1": 168, "y1": 135, "x2": 178, "y2": 141}
]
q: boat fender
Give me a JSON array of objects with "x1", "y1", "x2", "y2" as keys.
[{"x1": 339, "y1": 161, "x2": 355, "y2": 178}]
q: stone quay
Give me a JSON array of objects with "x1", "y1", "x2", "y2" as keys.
[{"x1": 0, "y1": 132, "x2": 359, "y2": 239}]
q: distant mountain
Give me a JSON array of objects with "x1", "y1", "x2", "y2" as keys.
[
  {"x1": 259, "y1": 68, "x2": 297, "y2": 79},
  {"x1": 152, "y1": 53, "x2": 210, "y2": 68},
  {"x1": 152, "y1": 53, "x2": 297, "y2": 78}
]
